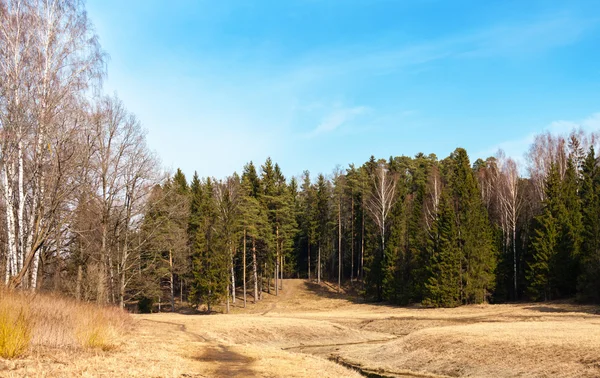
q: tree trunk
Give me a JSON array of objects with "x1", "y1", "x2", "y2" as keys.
[
  {"x1": 226, "y1": 282, "x2": 230, "y2": 314},
  {"x1": 3, "y1": 165, "x2": 17, "y2": 284},
  {"x1": 252, "y1": 237, "x2": 258, "y2": 303},
  {"x1": 109, "y1": 254, "x2": 116, "y2": 304},
  {"x1": 513, "y1": 225, "x2": 517, "y2": 299},
  {"x1": 76, "y1": 264, "x2": 83, "y2": 301},
  {"x1": 361, "y1": 208, "x2": 365, "y2": 280},
  {"x1": 259, "y1": 263, "x2": 264, "y2": 300},
  {"x1": 308, "y1": 241, "x2": 311, "y2": 281},
  {"x1": 30, "y1": 249, "x2": 41, "y2": 290},
  {"x1": 169, "y1": 249, "x2": 175, "y2": 312},
  {"x1": 275, "y1": 226, "x2": 279, "y2": 296},
  {"x1": 281, "y1": 254, "x2": 284, "y2": 290},
  {"x1": 97, "y1": 222, "x2": 108, "y2": 304},
  {"x1": 338, "y1": 199, "x2": 342, "y2": 293},
  {"x1": 318, "y1": 242, "x2": 321, "y2": 284},
  {"x1": 243, "y1": 229, "x2": 247, "y2": 308},
  {"x1": 231, "y1": 245, "x2": 236, "y2": 304},
  {"x1": 207, "y1": 290, "x2": 211, "y2": 313},
  {"x1": 17, "y1": 141, "x2": 25, "y2": 274},
  {"x1": 267, "y1": 265, "x2": 271, "y2": 295},
  {"x1": 351, "y1": 196, "x2": 354, "y2": 282}
]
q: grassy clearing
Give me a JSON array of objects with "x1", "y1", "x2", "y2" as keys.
[
  {"x1": 0, "y1": 289, "x2": 131, "y2": 359},
  {"x1": 3, "y1": 280, "x2": 600, "y2": 377}
]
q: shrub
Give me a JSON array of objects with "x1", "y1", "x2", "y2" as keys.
[
  {"x1": 137, "y1": 296, "x2": 154, "y2": 313},
  {"x1": 0, "y1": 301, "x2": 31, "y2": 359},
  {"x1": 0, "y1": 288, "x2": 131, "y2": 357}
]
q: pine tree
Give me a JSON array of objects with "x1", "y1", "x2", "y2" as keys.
[
  {"x1": 299, "y1": 171, "x2": 317, "y2": 280},
  {"x1": 241, "y1": 162, "x2": 271, "y2": 303},
  {"x1": 173, "y1": 168, "x2": 189, "y2": 195},
  {"x1": 577, "y1": 147, "x2": 600, "y2": 302},
  {"x1": 448, "y1": 148, "x2": 497, "y2": 304},
  {"x1": 553, "y1": 158, "x2": 582, "y2": 297},
  {"x1": 315, "y1": 174, "x2": 331, "y2": 284},
  {"x1": 169, "y1": 168, "x2": 192, "y2": 306},
  {"x1": 528, "y1": 164, "x2": 561, "y2": 301},
  {"x1": 272, "y1": 163, "x2": 298, "y2": 292},
  {"x1": 345, "y1": 165, "x2": 360, "y2": 282},
  {"x1": 424, "y1": 190, "x2": 461, "y2": 307},
  {"x1": 189, "y1": 177, "x2": 228, "y2": 311}
]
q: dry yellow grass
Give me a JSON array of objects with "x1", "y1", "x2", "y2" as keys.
[
  {"x1": 0, "y1": 288, "x2": 131, "y2": 359},
  {"x1": 0, "y1": 295, "x2": 31, "y2": 359},
  {"x1": 3, "y1": 280, "x2": 600, "y2": 377}
]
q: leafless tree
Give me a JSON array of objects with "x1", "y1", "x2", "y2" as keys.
[
  {"x1": 214, "y1": 175, "x2": 241, "y2": 313},
  {"x1": 366, "y1": 161, "x2": 398, "y2": 254},
  {"x1": 526, "y1": 132, "x2": 567, "y2": 204},
  {"x1": 1, "y1": 0, "x2": 104, "y2": 289},
  {"x1": 496, "y1": 150, "x2": 523, "y2": 297}
]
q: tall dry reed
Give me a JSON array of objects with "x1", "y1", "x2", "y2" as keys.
[{"x1": 0, "y1": 289, "x2": 131, "y2": 358}]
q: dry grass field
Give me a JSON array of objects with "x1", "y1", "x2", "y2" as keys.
[{"x1": 2, "y1": 279, "x2": 600, "y2": 377}]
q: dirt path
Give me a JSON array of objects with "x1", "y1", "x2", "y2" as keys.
[{"x1": 260, "y1": 278, "x2": 299, "y2": 315}]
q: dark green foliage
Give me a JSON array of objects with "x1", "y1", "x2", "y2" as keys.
[
  {"x1": 178, "y1": 139, "x2": 599, "y2": 308},
  {"x1": 554, "y1": 159, "x2": 582, "y2": 297},
  {"x1": 424, "y1": 191, "x2": 461, "y2": 307},
  {"x1": 528, "y1": 160, "x2": 582, "y2": 301},
  {"x1": 578, "y1": 147, "x2": 600, "y2": 302},
  {"x1": 449, "y1": 148, "x2": 497, "y2": 304},
  {"x1": 188, "y1": 178, "x2": 228, "y2": 311},
  {"x1": 528, "y1": 164, "x2": 562, "y2": 300},
  {"x1": 137, "y1": 296, "x2": 154, "y2": 313}
]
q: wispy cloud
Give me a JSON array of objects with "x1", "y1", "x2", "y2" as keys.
[
  {"x1": 284, "y1": 12, "x2": 597, "y2": 82},
  {"x1": 547, "y1": 113, "x2": 600, "y2": 135},
  {"x1": 304, "y1": 106, "x2": 369, "y2": 138},
  {"x1": 475, "y1": 112, "x2": 600, "y2": 165}
]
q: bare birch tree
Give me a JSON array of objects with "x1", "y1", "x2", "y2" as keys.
[
  {"x1": 496, "y1": 150, "x2": 523, "y2": 297},
  {"x1": 0, "y1": 0, "x2": 104, "y2": 289},
  {"x1": 366, "y1": 162, "x2": 398, "y2": 255}
]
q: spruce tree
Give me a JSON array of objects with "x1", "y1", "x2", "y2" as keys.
[
  {"x1": 553, "y1": 158, "x2": 582, "y2": 297},
  {"x1": 241, "y1": 162, "x2": 271, "y2": 302},
  {"x1": 577, "y1": 147, "x2": 600, "y2": 302},
  {"x1": 448, "y1": 148, "x2": 497, "y2": 304},
  {"x1": 424, "y1": 190, "x2": 461, "y2": 307},
  {"x1": 299, "y1": 171, "x2": 317, "y2": 280},
  {"x1": 315, "y1": 174, "x2": 331, "y2": 284},
  {"x1": 189, "y1": 177, "x2": 228, "y2": 311},
  {"x1": 528, "y1": 164, "x2": 561, "y2": 301}
]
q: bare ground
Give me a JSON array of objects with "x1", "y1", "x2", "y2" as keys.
[{"x1": 4, "y1": 279, "x2": 600, "y2": 377}]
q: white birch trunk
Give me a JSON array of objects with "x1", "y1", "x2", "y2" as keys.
[
  {"x1": 17, "y1": 139, "x2": 25, "y2": 273},
  {"x1": 3, "y1": 165, "x2": 18, "y2": 282}
]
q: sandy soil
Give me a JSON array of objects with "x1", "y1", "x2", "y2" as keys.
[{"x1": 4, "y1": 279, "x2": 600, "y2": 377}]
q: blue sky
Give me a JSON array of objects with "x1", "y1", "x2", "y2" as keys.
[{"x1": 86, "y1": 0, "x2": 600, "y2": 180}]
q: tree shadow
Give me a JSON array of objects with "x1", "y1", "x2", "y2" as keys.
[
  {"x1": 195, "y1": 345, "x2": 257, "y2": 377},
  {"x1": 522, "y1": 303, "x2": 600, "y2": 315},
  {"x1": 301, "y1": 279, "x2": 406, "y2": 309},
  {"x1": 303, "y1": 280, "x2": 362, "y2": 302}
]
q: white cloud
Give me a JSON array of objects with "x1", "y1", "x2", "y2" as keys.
[
  {"x1": 304, "y1": 106, "x2": 369, "y2": 138},
  {"x1": 475, "y1": 112, "x2": 600, "y2": 168},
  {"x1": 548, "y1": 113, "x2": 600, "y2": 135}
]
